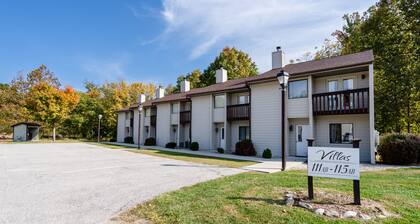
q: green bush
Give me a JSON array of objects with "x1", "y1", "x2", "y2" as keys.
[
  {"x1": 144, "y1": 137, "x2": 156, "y2": 146},
  {"x1": 190, "y1": 142, "x2": 199, "y2": 151},
  {"x1": 217, "y1": 147, "x2": 224, "y2": 154},
  {"x1": 165, "y1": 142, "x2": 177, "y2": 149},
  {"x1": 124, "y1": 136, "x2": 134, "y2": 144},
  {"x1": 262, "y1": 148, "x2": 272, "y2": 159},
  {"x1": 377, "y1": 133, "x2": 420, "y2": 165},
  {"x1": 235, "y1": 139, "x2": 256, "y2": 156}
]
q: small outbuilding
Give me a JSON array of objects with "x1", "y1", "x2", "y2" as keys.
[{"x1": 11, "y1": 122, "x2": 41, "y2": 142}]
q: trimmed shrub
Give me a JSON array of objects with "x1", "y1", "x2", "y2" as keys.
[
  {"x1": 144, "y1": 137, "x2": 156, "y2": 146},
  {"x1": 262, "y1": 148, "x2": 272, "y2": 159},
  {"x1": 109, "y1": 138, "x2": 117, "y2": 142},
  {"x1": 217, "y1": 147, "x2": 224, "y2": 154},
  {"x1": 124, "y1": 136, "x2": 134, "y2": 144},
  {"x1": 377, "y1": 133, "x2": 420, "y2": 165},
  {"x1": 235, "y1": 139, "x2": 256, "y2": 156},
  {"x1": 190, "y1": 142, "x2": 199, "y2": 151},
  {"x1": 165, "y1": 142, "x2": 177, "y2": 149}
]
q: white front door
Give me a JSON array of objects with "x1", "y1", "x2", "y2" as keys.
[{"x1": 296, "y1": 125, "x2": 310, "y2": 157}]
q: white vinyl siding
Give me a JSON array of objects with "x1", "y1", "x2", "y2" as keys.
[
  {"x1": 313, "y1": 72, "x2": 368, "y2": 94},
  {"x1": 117, "y1": 112, "x2": 126, "y2": 143},
  {"x1": 314, "y1": 114, "x2": 371, "y2": 162},
  {"x1": 156, "y1": 103, "x2": 171, "y2": 146},
  {"x1": 191, "y1": 95, "x2": 212, "y2": 150},
  {"x1": 250, "y1": 81, "x2": 282, "y2": 157}
]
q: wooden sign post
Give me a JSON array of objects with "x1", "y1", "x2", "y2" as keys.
[{"x1": 307, "y1": 139, "x2": 361, "y2": 205}]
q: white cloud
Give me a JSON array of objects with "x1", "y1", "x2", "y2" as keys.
[
  {"x1": 81, "y1": 55, "x2": 129, "y2": 81},
  {"x1": 159, "y1": 0, "x2": 376, "y2": 71}
]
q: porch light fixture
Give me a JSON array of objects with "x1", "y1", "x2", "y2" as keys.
[
  {"x1": 276, "y1": 70, "x2": 289, "y2": 88},
  {"x1": 276, "y1": 70, "x2": 289, "y2": 171}
]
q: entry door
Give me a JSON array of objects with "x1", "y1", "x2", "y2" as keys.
[{"x1": 296, "y1": 125, "x2": 310, "y2": 157}]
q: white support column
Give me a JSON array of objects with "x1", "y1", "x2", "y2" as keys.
[
  {"x1": 369, "y1": 64, "x2": 376, "y2": 164},
  {"x1": 308, "y1": 75, "x2": 314, "y2": 139}
]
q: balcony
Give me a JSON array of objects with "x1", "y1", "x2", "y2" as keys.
[
  {"x1": 180, "y1": 111, "x2": 191, "y2": 124},
  {"x1": 312, "y1": 88, "x2": 369, "y2": 115},
  {"x1": 227, "y1": 103, "x2": 250, "y2": 121},
  {"x1": 150, "y1": 115, "x2": 156, "y2": 126}
]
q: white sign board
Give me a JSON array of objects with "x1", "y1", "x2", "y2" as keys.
[{"x1": 308, "y1": 147, "x2": 360, "y2": 180}]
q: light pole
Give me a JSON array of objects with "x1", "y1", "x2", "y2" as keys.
[
  {"x1": 276, "y1": 70, "x2": 289, "y2": 171},
  {"x1": 97, "y1": 114, "x2": 102, "y2": 142},
  {"x1": 138, "y1": 105, "x2": 142, "y2": 150}
]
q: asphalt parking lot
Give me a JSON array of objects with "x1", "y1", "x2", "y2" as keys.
[{"x1": 0, "y1": 143, "x2": 242, "y2": 224}]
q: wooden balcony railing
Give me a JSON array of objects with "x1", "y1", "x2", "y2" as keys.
[
  {"x1": 227, "y1": 103, "x2": 250, "y2": 121},
  {"x1": 180, "y1": 111, "x2": 191, "y2": 124},
  {"x1": 150, "y1": 115, "x2": 156, "y2": 126},
  {"x1": 312, "y1": 88, "x2": 369, "y2": 115}
]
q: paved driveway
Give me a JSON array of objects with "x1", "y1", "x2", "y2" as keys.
[{"x1": 0, "y1": 143, "x2": 242, "y2": 224}]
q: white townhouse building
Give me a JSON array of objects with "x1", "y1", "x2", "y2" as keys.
[{"x1": 117, "y1": 48, "x2": 376, "y2": 163}]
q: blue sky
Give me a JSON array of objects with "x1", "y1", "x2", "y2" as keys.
[{"x1": 0, "y1": 0, "x2": 376, "y2": 90}]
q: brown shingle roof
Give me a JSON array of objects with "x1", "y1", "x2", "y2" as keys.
[
  {"x1": 246, "y1": 50, "x2": 374, "y2": 83},
  {"x1": 116, "y1": 50, "x2": 373, "y2": 111}
]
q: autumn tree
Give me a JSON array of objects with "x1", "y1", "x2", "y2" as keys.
[
  {"x1": 174, "y1": 69, "x2": 202, "y2": 93},
  {"x1": 0, "y1": 83, "x2": 29, "y2": 134},
  {"x1": 14, "y1": 65, "x2": 79, "y2": 140},
  {"x1": 334, "y1": 0, "x2": 419, "y2": 133},
  {"x1": 200, "y1": 47, "x2": 258, "y2": 87}
]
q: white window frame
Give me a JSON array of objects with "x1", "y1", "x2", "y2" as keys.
[
  {"x1": 329, "y1": 123, "x2": 354, "y2": 144},
  {"x1": 288, "y1": 79, "x2": 308, "y2": 99},
  {"x1": 214, "y1": 94, "x2": 225, "y2": 108}
]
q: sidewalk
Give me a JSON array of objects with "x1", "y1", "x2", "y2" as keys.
[{"x1": 103, "y1": 142, "x2": 306, "y2": 173}]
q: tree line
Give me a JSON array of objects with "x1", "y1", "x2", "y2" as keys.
[{"x1": 0, "y1": 47, "x2": 258, "y2": 140}]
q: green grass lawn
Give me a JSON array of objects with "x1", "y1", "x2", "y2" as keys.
[
  {"x1": 93, "y1": 143, "x2": 257, "y2": 168},
  {"x1": 121, "y1": 168, "x2": 420, "y2": 224}
]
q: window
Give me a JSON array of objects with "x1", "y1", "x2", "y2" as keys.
[
  {"x1": 238, "y1": 95, "x2": 249, "y2": 104},
  {"x1": 171, "y1": 103, "x2": 179, "y2": 113},
  {"x1": 343, "y1": 79, "x2": 354, "y2": 90},
  {"x1": 328, "y1": 80, "x2": 338, "y2": 92},
  {"x1": 329, "y1": 123, "x2": 353, "y2": 143},
  {"x1": 239, "y1": 126, "x2": 250, "y2": 141},
  {"x1": 297, "y1": 126, "x2": 302, "y2": 142},
  {"x1": 145, "y1": 109, "x2": 151, "y2": 116},
  {"x1": 221, "y1": 128, "x2": 225, "y2": 140},
  {"x1": 214, "y1": 95, "x2": 225, "y2": 108},
  {"x1": 288, "y1": 80, "x2": 308, "y2": 99}
]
